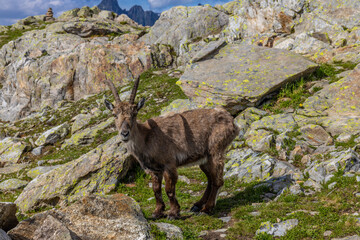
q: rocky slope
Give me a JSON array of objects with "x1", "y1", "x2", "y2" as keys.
[
  {"x1": 1, "y1": 0, "x2": 360, "y2": 239},
  {"x1": 98, "y1": 0, "x2": 160, "y2": 26}
]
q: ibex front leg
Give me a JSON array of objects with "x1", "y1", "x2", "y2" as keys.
[
  {"x1": 150, "y1": 172, "x2": 166, "y2": 219},
  {"x1": 164, "y1": 168, "x2": 180, "y2": 220}
]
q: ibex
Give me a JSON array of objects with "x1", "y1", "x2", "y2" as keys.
[{"x1": 104, "y1": 77, "x2": 239, "y2": 219}]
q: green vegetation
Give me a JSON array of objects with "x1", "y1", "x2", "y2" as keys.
[
  {"x1": 262, "y1": 61, "x2": 357, "y2": 114},
  {"x1": 134, "y1": 69, "x2": 188, "y2": 121},
  {"x1": 335, "y1": 135, "x2": 358, "y2": 149},
  {"x1": 0, "y1": 21, "x2": 51, "y2": 48},
  {"x1": 116, "y1": 164, "x2": 360, "y2": 239}
]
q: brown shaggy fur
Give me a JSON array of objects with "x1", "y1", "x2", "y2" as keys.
[{"x1": 104, "y1": 76, "x2": 239, "y2": 219}]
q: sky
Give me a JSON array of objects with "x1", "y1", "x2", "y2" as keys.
[{"x1": 0, "y1": 0, "x2": 231, "y2": 26}]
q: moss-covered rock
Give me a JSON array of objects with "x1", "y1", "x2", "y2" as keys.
[
  {"x1": 35, "y1": 123, "x2": 70, "y2": 146},
  {"x1": 57, "y1": 8, "x2": 80, "y2": 21},
  {"x1": 225, "y1": 148, "x2": 296, "y2": 183},
  {"x1": 15, "y1": 135, "x2": 132, "y2": 212},
  {"x1": 245, "y1": 129, "x2": 274, "y2": 152},
  {"x1": 61, "y1": 117, "x2": 114, "y2": 148},
  {"x1": 0, "y1": 138, "x2": 28, "y2": 165},
  {"x1": 10, "y1": 194, "x2": 151, "y2": 240},
  {"x1": 0, "y1": 179, "x2": 28, "y2": 191},
  {"x1": 178, "y1": 44, "x2": 317, "y2": 115},
  {"x1": 26, "y1": 165, "x2": 61, "y2": 179},
  {"x1": 295, "y1": 63, "x2": 360, "y2": 136}
]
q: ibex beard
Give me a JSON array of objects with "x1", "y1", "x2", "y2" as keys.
[{"x1": 104, "y1": 77, "x2": 239, "y2": 220}]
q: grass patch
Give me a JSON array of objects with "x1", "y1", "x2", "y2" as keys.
[
  {"x1": 335, "y1": 135, "x2": 357, "y2": 149},
  {"x1": 262, "y1": 61, "x2": 357, "y2": 114},
  {"x1": 228, "y1": 173, "x2": 360, "y2": 239},
  {"x1": 134, "y1": 69, "x2": 188, "y2": 121}
]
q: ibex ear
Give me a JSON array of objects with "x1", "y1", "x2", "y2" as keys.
[
  {"x1": 137, "y1": 98, "x2": 146, "y2": 111},
  {"x1": 104, "y1": 99, "x2": 114, "y2": 111}
]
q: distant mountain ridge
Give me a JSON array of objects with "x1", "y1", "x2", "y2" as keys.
[{"x1": 98, "y1": 0, "x2": 160, "y2": 26}]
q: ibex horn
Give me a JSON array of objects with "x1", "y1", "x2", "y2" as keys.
[
  {"x1": 104, "y1": 78, "x2": 121, "y2": 104},
  {"x1": 129, "y1": 76, "x2": 140, "y2": 104}
]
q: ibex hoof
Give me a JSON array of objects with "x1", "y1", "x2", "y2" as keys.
[
  {"x1": 190, "y1": 205, "x2": 201, "y2": 213},
  {"x1": 167, "y1": 213, "x2": 180, "y2": 220},
  {"x1": 152, "y1": 212, "x2": 166, "y2": 219}
]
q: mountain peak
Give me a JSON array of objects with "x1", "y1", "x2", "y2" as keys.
[
  {"x1": 98, "y1": 0, "x2": 125, "y2": 15},
  {"x1": 98, "y1": 0, "x2": 159, "y2": 26}
]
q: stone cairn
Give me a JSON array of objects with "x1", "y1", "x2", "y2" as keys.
[{"x1": 44, "y1": 8, "x2": 55, "y2": 22}]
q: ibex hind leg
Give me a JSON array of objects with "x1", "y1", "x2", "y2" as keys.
[
  {"x1": 190, "y1": 163, "x2": 213, "y2": 213},
  {"x1": 200, "y1": 154, "x2": 224, "y2": 214},
  {"x1": 164, "y1": 168, "x2": 181, "y2": 220}
]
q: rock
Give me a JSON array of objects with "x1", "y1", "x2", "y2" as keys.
[
  {"x1": 35, "y1": 123, "x2": 70, "y2": 146},
  {"x1": 71, "y1": 113, "x2": 93, "y2": 134},
  {"x1": 250, "y1": 211, "x2": 260, "y2": 216},
  {"x1": 0, "y1": 202, "x2": 18, "y2": 232},
  {"x1": 32, "y1": 214, "x2": 80, "y2": 240},
  {"x1": 15, "y1": 135, "x2": 132, "y2": 212},
  {"x1": 0, "y1": 23, "x2": 151, "y2": 122},
  {"x1": 0, "y1": 179, "x2": 28, "y2": 191},
  {"x1": 61, "y1": 117, "x2": 114, "y2": 148},
  {"x1": 0, "y1": 229, "x2": 11, "y2": 240},
  {"x1": 98, "y1": 10, "x2": 115, "y2": 20},
  {"x1": 115, "y1": 14, "x2": 139, "y2": 27},
  {"x1": 256, "y1": 219, "x2": 299, "y2": 237},
  {"x1": 224, "y1": 0, "x2": 303, "y2": 42},
  {"x1": 250, "y1": 113, "x2": 297, "y2": 133},
  {"x1": 27, "y1": 166, "x2": 61, "y2": 179},
  {"x1": 9, "y1": 194, "x2": 152, "y2": 240},
  {"x1": 178, "y1": 44, "x2": 317, "y2": 114},
  {"x1": 58, "y1": 8, "x2": 80, "y2": 20},
  {"x1": 299, "y1": 124, "x2": 333, "y2": 147},
  {"x1": 178, "y1": 175, "x2": 190, "y2": 184},
  {"x1": 225, "y1": 148, "x2": 296, "y2": 183},
  {"x1": 191, "y1": 40, "x2": 226, "y2": 63},
  {"x1": 245, "y1": 129, "x2": 274, "y2": 152},
  {"x1": 332, "y1": 236, "x2": 360, "y2": 240},
  {"x1": 219, "y1": 216, "x2": 231, "y2": 223},
  {"x1": 289, "y1": 184, "x2": 303, "y2": 195},
  {"x1": 77, "y1": 6, "x2": 93, "y2": 18},
  {"x1": 296, "y1": 64, "x2": 360, "y2": 136},
  {"x1": 141, "y1": 5, "x2": 229, "y2": 57},
  {"x1": 0, "y1": 164, "x2": 29, "y2": 175},
  {"x1": 305, "y1": 149, "x2": 360, "y2": 186},
  {"x1": 237, "y1": 107, "x2": 268, "y2": 124},
  {"x1": 328, "y1": 182, "x2": 337, "y2": 190},
  {"x1": 31, "y1": 146, "x2": 43, "y2": 156},
  {"x1": 153, "y1": 222, "x2": 183, "y2": 240},
  {"x1": 62, "y1": 20, "x2": 124, "y2": 38},
  {"x1": 160, "y1": 99, "x2": 198, "y2": 117},
  {"x1": 44, "y1": 8, "x2": 55, "y2": 22},
  {"x1": 337, "y1": 133, "x2": 353, "y2": 143},
  {"x1": 150, "y1": 44, "x2": 175, "y2": 68},
  {"x1": 0, "y1": 138, "x2": 28, "y2": 166}
]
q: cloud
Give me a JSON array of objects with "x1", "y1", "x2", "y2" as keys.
[
  {"x1": 0, "y1": 0, "x2": 98, "y2": 25},
  {"x1": 147, "y1": 0, "x2": 192, "y2": 9}
]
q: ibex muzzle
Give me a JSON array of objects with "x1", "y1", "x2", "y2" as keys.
[{"x1": 104, "y1": 77, "x2": 239, "y2": 219}]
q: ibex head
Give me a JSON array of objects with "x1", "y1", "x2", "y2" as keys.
[{"x1": 104, "y1": 77, "x2": 145, "y2": 142}]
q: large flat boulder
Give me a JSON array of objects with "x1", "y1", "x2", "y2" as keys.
[
  {"x1": 178, "y1": 44, "x2": 317, "y2": 114},
  {"x1": 15, "y1": 135, "x2": 132, "y2": 212},
  {"x1": 9, "y1": 194, "x2": 152, "y2": 240}
]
